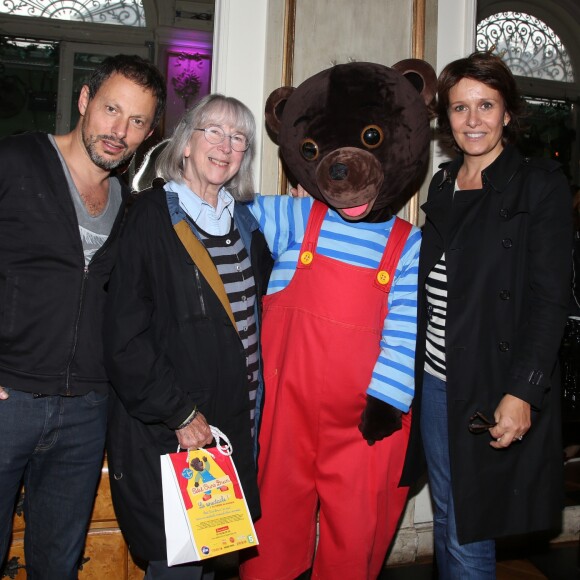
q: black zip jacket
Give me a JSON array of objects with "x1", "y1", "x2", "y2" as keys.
[{"x1": 0, "y1": 132, "x2": 128, "y2": 395}]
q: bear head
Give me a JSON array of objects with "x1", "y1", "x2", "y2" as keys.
[{"x1": 265, "y1": 60, "x2": 436, "y2": 222}]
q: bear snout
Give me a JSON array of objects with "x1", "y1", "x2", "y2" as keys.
[{"x1": 315, "y1": 147, "x2": 383, "y2": 208}]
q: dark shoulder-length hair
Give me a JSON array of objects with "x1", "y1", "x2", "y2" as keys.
[
  {"x1": 436, "y1": 51, "x2": 525, "y2": 152},
  {"x1": 157, "y1": 94, "x2": 256, "y2": 201}
]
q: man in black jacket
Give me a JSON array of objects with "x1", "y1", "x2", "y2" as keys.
[{"x1": 0, "y1": 54, "x2": 165, "y2": 580}]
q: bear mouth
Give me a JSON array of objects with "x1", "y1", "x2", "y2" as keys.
[
  {"x1": 333, "y1": 198, "x2": 378, "y2": 221},
  {"x1": 340, "y1": 203, "x2": 369, "y2": 217}
]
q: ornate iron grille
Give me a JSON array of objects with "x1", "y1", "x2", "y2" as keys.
[
  {"x1": 476, "y1": 11, "x2": 574, "y2": 82},
  {"x1": 0, "y1": 1, "x2": 145, "y2": 27}
]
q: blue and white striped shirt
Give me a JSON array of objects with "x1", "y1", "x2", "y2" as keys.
[{"x1": 249, "y1": 195, "x2": 420, "y2": 412}]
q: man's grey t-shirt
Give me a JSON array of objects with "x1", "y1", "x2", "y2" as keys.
[{"x1": 49, "y1": 134, "x2": 122, "y2": 265}]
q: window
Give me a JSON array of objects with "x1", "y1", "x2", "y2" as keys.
[
  {"x1": 518, "y1": 98, "x2": 576, "y2": 180},
  {"x1": 0, "y1": 1, "x2": 145, "y2": 27},
  {"x1": 476, "y1": 11, "x2": 574, "y2": 82},
  {"x1": 0, "y1": 37, "x2": 59, "y2": 137}
]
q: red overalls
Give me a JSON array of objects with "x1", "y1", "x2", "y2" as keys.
[{"x1": 241, "y1": 201, "x2": 411, "y2": 580}]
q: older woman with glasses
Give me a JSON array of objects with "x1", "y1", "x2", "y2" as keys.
[
  {"x1": 401, "y1": 51, "x2": 572, "y2": 578},
  {"x1": 103, "y1": 94, "x2": 272, "y2": 580}
]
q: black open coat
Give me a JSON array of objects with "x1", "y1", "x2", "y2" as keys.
[
  {"x1": 0, "y1": 132, "x2": 128, "y2": 395},
  {"x1": 104, "y1": 186, "x2": 272, "y2": 562},
  {"x1": 401, "y1": 145, "x2": 572, "y2": 544}
]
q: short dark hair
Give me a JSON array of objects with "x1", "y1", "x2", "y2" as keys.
[
  {"x1": 436, "y1": 51, "x2": 524, "y2": 151},
  {"x1": 87, "y1": 54, "x2": 167, "y2": 130}
]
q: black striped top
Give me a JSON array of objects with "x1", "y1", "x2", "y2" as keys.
[
  {"x1": 424, "y1": 253, "x2": 447, "y2": 381},
  {"x1": 196, "y1": 222, "x2": 259, "y2": 436}
]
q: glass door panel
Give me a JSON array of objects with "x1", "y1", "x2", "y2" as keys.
[
  {"x1": 0, "y1": 37, "x2": 59, "y2": 139},
  {"x1": 0, "y1": 38, "x2": 148, "y2": 137},
  {"x1": 57, "y1": 42, "x2": 148, "y2": 133}
]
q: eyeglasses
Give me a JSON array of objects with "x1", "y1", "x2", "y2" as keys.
[
  {"x1": 194, "y1": 126, "x2": 250, "y2": 152},
  {"x1": 468, "y1": 411, "x2": 497, "y2": 434}
]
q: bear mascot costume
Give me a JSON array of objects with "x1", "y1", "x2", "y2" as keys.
[{"x1": 240, "y1": 59, "x2": 436, "y2": 580}]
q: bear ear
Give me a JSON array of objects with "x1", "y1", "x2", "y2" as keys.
[
  {"x1": 391, "y1": 58, "x2": 437, "y2": 110},
  {"x1": 265, "y1": 86, "x2": 294, "y2": 142}
]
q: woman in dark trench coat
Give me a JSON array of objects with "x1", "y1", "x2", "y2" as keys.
[{"x1": 401, "y1": 51, "x2": 572, "y2": 579}]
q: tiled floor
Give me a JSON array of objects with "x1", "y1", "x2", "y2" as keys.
[
  {"x1": 216, "y1": 541, "x2": 580, "y2": 579},
  {"x1": 379, "y1": 542, "x2": 580, "y2": 579}
]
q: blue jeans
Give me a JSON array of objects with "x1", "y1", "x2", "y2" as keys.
[
  {"x1": 0, "y1": 388, "x2": 108, "y2": 580},
  {"x1": 420, "y1": 372, "x2": 496, "y2": 579}
]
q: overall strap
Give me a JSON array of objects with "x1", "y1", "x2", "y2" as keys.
[
  {"x1": 373, "y1": 218, "x2": 413, "y2": 294},
  {"x1": 297, "y1": 200, "x2": 328, "y2": 269},
  {"x1": 173, "y1": 220, "x2": 238, "y2": 334}
]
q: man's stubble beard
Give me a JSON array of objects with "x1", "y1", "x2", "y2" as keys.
[{"x1": 82, "y1": 124, "x2": 134, "y2": 171}]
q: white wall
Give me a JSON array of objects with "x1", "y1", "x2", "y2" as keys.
[
  {"x1": 211, "y1": 0, "x2": 269, "y2": 190},
  {"x1": 431, "y1": 0, "x2": 477, "y2": 176}
]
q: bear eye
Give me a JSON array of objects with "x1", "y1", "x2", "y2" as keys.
[
  {"x1": 361, "y1": 125, "x2": 384, "y2": 149},
  {"x1": 300, "y1": 139, "x2": 319, "y2": 161}
]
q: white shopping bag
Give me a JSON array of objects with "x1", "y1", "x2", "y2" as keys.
[{"x1": 161, "y1": 427, "x2": 258, "y2": 566}]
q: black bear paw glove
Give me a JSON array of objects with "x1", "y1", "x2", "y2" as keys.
[{"x1": 358, "y1": 395, "x2": 402, "y2": 446}]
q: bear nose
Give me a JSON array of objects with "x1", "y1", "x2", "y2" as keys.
[{"x1": 329, "y1": 163, "x2": 348, "y2": 181}]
